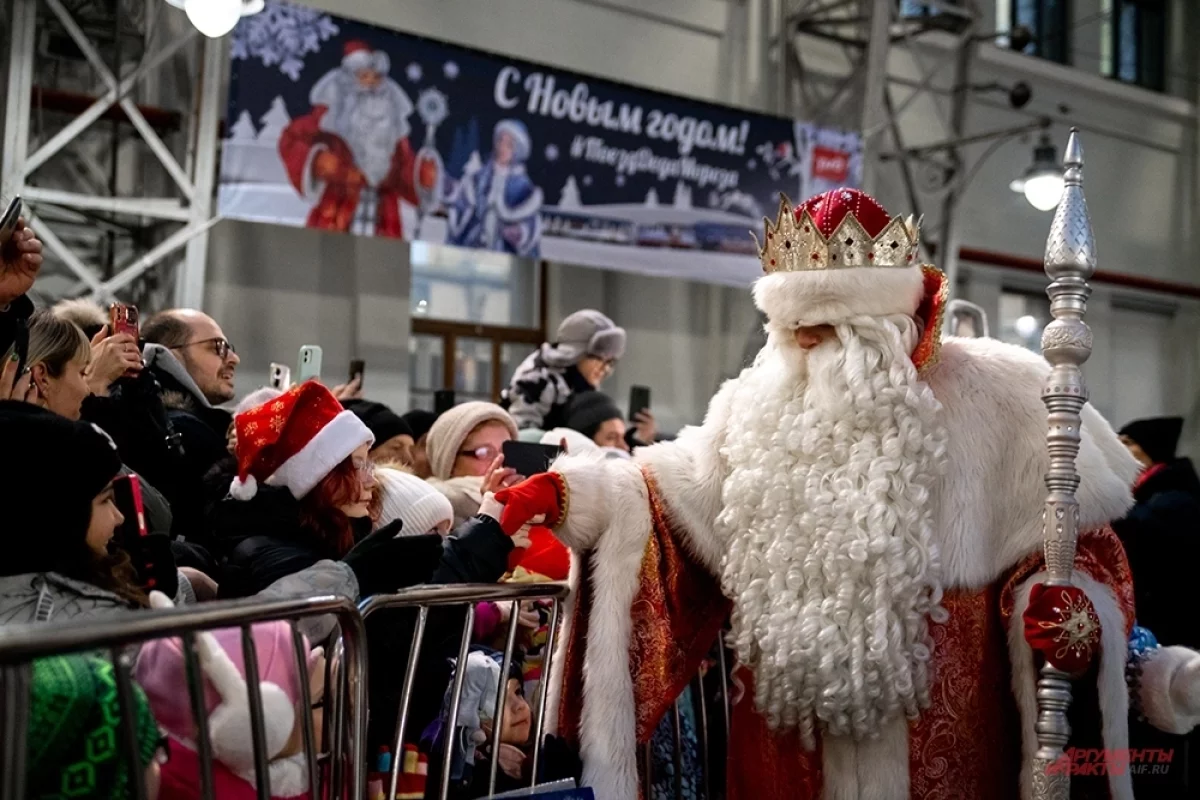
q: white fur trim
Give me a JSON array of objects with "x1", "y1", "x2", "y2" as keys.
[
  {"x1": 821, "y1": 718, "x2": 909, "y2": 800},
  {"x1": 923, "y1": 337, "x2": 1138, "y2": 588},
  {"x1": 229, "y1": 473, "x2": 258, "y2": 502},
  {"x1": 635, "y1": 376, "x2": 738, "y2": 575},
  {"x1": 1137, "y1": 646, "x2": 1200, "y2": 735},
  {"x1": 751, "y1": 264, "x2": 925, "y2": 327},
  {"x1": 1008, "y1": 571, "x2": 1133, "y2": 800},
  {"x1": 342, "y1": 49, "x2": 373, "y2": 71},
  {"x1": 549, "y1": 451, "x2": 641, "y2": 551},
  {"x1": 574, "y1": 475, "x2": 652, "y2": 800},
  {"x1": 544, "y1": 548, "x2": 583, "y2": 737},
  {"x1": 266, "y1": 410, "x2": 374, "y2": 500},
  {"x1": 300, "y1": 144, "x2": 329, "y2": 201}
]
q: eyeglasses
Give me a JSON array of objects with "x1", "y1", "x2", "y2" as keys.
[
  {"x1": 171, "y1": 337, "x2": 236, "y2": 360},
  {"x1": 457, "y1": 445, "x2": 500, "y2": 462},
  {"x1": 353, "y1": 458, "x2": 376, "y2": 486},
  {"x1": 586, "y1": 355, "x2": 617, "y2": 373}
]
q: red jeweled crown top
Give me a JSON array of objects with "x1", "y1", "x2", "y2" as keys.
[{"x1": 753, "y1": 188, "x2": 920, "y2": 274}]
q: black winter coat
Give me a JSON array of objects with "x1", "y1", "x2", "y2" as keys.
[{"x1": 1114, "y1": 458, "x2": 1200, "y2": 649}]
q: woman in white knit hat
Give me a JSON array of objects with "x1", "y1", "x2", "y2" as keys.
[
  {"x1": 374, "y1": 467, "x2": 455, "y2": 536},
  {"x1": 425, "y1": 401, "x2": 520, "y2": 525}
]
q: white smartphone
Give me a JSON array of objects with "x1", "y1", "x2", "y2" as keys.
[
  {"x1": 298, "y1": 345, "x2": 323, "y2": 382},
  {"x1": 269, "y1": 363, "x2": 292, "y2": 391}
]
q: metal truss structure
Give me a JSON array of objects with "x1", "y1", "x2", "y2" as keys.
[
  {"x1": 0, "y1": 0, "x2": 222, "y2": 308},
  {"x1": 773, "y1": 0, "x2": 1044, "y2": 295}
]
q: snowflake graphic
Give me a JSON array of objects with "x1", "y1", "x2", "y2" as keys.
[
  {"x1": 582, "y1": 175, "x2": 593, "y2": 186},
  {"x1": 231, "y1": 0, "x2": 339, "y2": 82},
  {"x1": 443, "y1": 61, "x2": 460, "y2": 79},
  {"x1": 747, "y1": 158, "x2": 757, "y2": 170},
  {"x1": 406, "y1": 62, "x2": 423, "y2": 83},
  {"x1": 416, "y1": 88, "x2": 449, "y2": 129},
  {"x1": 544, "y1": 144, "x2": 559, "y2": 162},
  {"x1": 615, "y1": 175, "x2": 625, "y2": 187}
]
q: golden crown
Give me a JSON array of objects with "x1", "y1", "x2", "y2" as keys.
[{"x1": 751, "y1": 194, "x2": 921, "y2": 275}]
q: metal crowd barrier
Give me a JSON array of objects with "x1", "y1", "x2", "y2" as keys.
[
  {"x1": 360, "y1": 582, "x2": 570, "y2": 800},
  {"x1": 0, "y1": 594, "x2": 367, "y2": 800}
]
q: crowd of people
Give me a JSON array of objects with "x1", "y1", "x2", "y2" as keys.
[
  {"x1": 5, "y1": 179, "x2": 1200, "y2": 800},
  {"x1": 0, "y1": 216, "x2": 668, "y2": 799}
]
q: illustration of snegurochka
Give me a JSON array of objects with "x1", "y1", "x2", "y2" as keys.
[
  {"x1": 446, "y1": 119, "x2": 545, "y2": 258},
  {"x1": 279, "y1": 39, "x2": 439, "y2": 237}
]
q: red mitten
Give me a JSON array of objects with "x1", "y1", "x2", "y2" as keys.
[
  {"x1": 494, "y1": 472, "x2": 567, "y2": 536},
  {"x1": 507, "y1": 525, "x2": 571, "y2": 580},
  {"x1": 1022, "y1": 584, "x2": 1102, "y2": 676}
]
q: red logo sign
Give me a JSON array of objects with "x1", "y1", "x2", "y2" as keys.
[{"x1": 811, "y1": 147, "x2": 850, "y2": 182}]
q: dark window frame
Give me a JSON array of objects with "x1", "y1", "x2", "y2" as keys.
[
  {"x1": 1010, "y1": 0, "x2": 1071, "y2": 65},
  {"x1": 1107, "y1": 0, "x2": 1167, "y2": 92}
]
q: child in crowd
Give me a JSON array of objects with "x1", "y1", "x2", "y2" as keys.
[
  {"x1": 135, "y1": 593, "x2": 324, "y2": 800},
  {"x1": 26, "y1": 653, "x2": 165, "y2": 800}
]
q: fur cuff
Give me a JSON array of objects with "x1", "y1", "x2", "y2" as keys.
[
  {"x1": 550, "y1": 452, "x2": 642, "y2": 551},
  {"x1": 1137, "y1": 646, "x2": 1200, "y2": 735},
  {"x1": 752, "y1": 263, "x2": 925, "y2": 327}
]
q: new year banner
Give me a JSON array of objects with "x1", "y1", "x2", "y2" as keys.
[{"x1": 218, "y1": 1, "x2": 862, "y2": 286}]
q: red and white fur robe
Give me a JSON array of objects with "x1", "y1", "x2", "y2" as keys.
[{"x1": 539, "y1": 316, "x2": 1200, "y2": 799}]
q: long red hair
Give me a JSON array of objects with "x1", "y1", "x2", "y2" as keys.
[{"x1": 299, "y1": 457, "x2": 376, "y2": 556}]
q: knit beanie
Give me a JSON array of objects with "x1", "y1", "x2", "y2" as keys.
[
  {"x1": 426, "y1": 402, "x2": 518, "y2": 480},
  {"x1": 539, "y1": 310, "x2": 626, "y2": 369},
  {"x1": 1119, "y1": 417, "x2": 1184, "y2": 465},
  {"x1": 564, "y1": 392, "x2": 623, "y2": 440},
  {"x1": 0, "y1": 402, "x2": 123, "y2": 574},
  {"x1": 344, "y1": 399, "x2": 413, "y2": 448},
  {"x1": 235, "y1": 386, "x2": 283, "y2": 416},
  {"x1": 26, "y1": 654, "x2": 161, "y2": 800},
  {"x1": 375, "y1": 467, "x2": 455, "y2": 535},
  {"x1": 402, "y1": 409, "x2": 438, "y2": 442}
]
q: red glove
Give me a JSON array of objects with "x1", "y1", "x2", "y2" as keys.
[
  {"x1": 493, "y1": 472, "x2": 566, "y2": 536},
  {"x1": 1022, "y1": 584, "x2": 1102, "y2": 677}
]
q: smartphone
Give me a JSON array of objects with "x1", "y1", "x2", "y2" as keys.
[
  {"x1": 629, "y1": 385, "x2": 651, "y2": 421},
  {"x1": 349, "y1": 358, "x2": 365, "y2": 386},
  {"x1": 434, "y1": 389, "x2": 455, "y2": 415},
  {"x1": 298, "y1": 345, "x2": 323, "y2": 382},
  {"x1": 0, "y1": 196, "x2": 21, "y2": 245},
  {"x1": 501, "y1": 440, "x2": 561, "y2": 479},
  {"x1": 269, "y1": 363, "x2": 292, "y2": 391},
  {"x1": 112, "y1": 474, "x2": 148, "y2": 547},
  {"x1": 109, "y1": 302, "x2": 139, "y2": 339}
]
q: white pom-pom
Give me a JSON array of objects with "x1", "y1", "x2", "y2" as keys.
[{"x1": 229, "y1": 474, "x2": 258, "y2": 501}]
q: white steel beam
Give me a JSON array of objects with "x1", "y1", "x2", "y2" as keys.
[
  {"x1": 1, "y1": 0, "x2": 36, "y2": 200},
  {"x1": 97, "y1": 215, "x2": 224, "y2": 298},
  {"x1": 25, "y1": 212, "x2": 106, "y2": 296},
  {"x1": 858, "y1": 0, "x2": 891, "y2": 194},
  {"x1": 21, "y1": 29, "x2": 195, "y2": 177},
  {"x1": 22, "y1": 187, "x2": 192, "y2": 222},
  {"x1": 175, "y1": 34, "x2": 226, "y2": 309}
]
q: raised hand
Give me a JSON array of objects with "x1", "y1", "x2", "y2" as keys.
[{"x1": 0, "y1": 218, "x2": 43, "y2": 307}]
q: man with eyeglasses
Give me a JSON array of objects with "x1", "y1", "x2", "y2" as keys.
[{"x1": 136, "y1": 309, "x2": 242, "y2": 563}]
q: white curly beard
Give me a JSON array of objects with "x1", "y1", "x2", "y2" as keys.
[{"x1": 717, "y1": 314, "x2": 948, "y2": 750}]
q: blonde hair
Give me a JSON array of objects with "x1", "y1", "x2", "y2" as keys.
[{"x1": 27, "y1": 309, "x2": 89, "y2": 377}]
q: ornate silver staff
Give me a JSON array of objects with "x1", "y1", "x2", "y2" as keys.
[{"x1": 1030, "y1": 129, "x2": 1095, "y2": 800}]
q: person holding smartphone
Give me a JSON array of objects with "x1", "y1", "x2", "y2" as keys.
[{"x1": 0, "y1": 214, "x2": 44, "y2": 398}]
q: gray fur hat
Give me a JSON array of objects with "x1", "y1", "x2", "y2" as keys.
[{"x1": 541, "y1": 310, "x2": 626, "y2": 369}]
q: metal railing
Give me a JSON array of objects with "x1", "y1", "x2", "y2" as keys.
[
  {"x1": 360, "y1": 582, "x2": 570, "y2": 800},
  {"x1": 0, "y1": 594, "x2": 367, "y2": 800}
]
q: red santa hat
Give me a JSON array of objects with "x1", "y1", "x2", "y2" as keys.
[
  {"x1": 342, "y1": 39, "x2": 386, "y2": 74},
  {"x1": 229, "y1": 381, "x2": 374, "y2": 502},
  {"x1": 751, "y1": 187, "x2": 929, "y2": 327}
]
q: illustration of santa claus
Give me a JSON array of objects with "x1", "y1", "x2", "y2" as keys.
[{"x1": 279, "y1": 40, "x2": 438, "y2": 238}]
